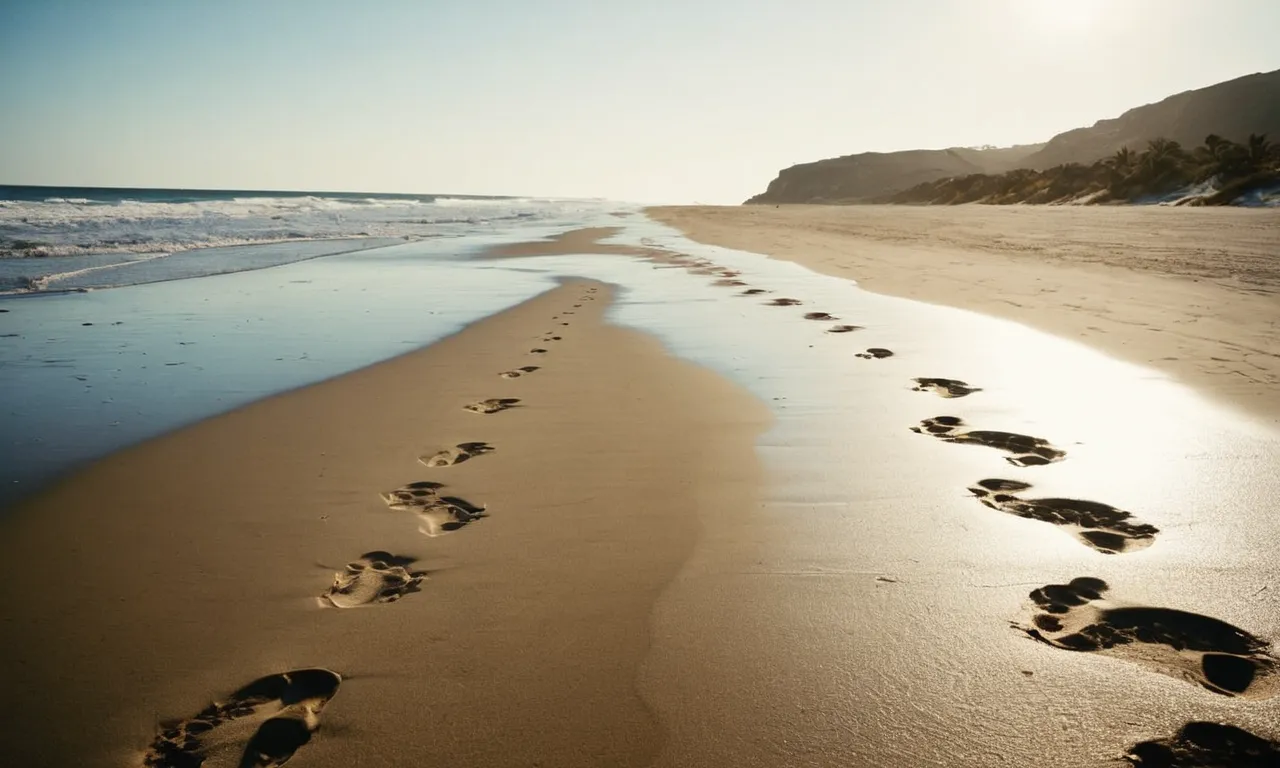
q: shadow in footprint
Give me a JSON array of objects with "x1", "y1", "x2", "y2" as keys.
[
  {"x1": 827, "y1": 325, "x2": 863, "y2": 334},
  {"x1": 912, "y1": 377, "x2": 981, "y2": 398},
  {"x1": 378, "y1": 482, "x2": 486, "y2": 537},
  {"x1": 804, "y1": 311, "x2": 838, "y2": 321},
  {"x1": 740, "y1": 288, "x2": 769, "y2": 296},
  {"x1": 715, "y1": 278, "x2": 747, "y2": 287},
  {"x1": 420, "y1": 441, "x2": 495, "y2": 467},
  {"x1": 529, "y1": 348, "x2": 547, "y2": 354},
  {"x1": 464, "y1": 398, "x2": 520, "y2": 414},
  {"x1": 856, "y1": 348, "x2": 894, "y2": 359},
  {"x1": 912, "y1": 416, "x2": 1065, "y2": 466},
  {"x1": 145, "y1": 669, "x2": 341, "y2": 768},
  {"x1": 500, "y1": 366, "x2": 540, "y2": 379},
  {"x1": 321, "y1": 551, "x2": 426, "y2": 608},
  {"x1": 1125, "y1": 721, "x2": 1280, "y2": 767},
  {"x1": 969, "y1": 479, "x2": 1157, "y2": 554},
  {"x1": 1019, "y1": 578, "x2": 1278, "y2": 698},
  {"x1": 379, "y1": 481, "x2": 445, "y2": 509},
  {"x1": 766, "y1": 297, "x2": 802, "y2": 306}
]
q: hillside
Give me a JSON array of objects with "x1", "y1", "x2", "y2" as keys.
[
  {"x1": 744, "y1": 145, "x2": 1043, "y2": 204},
  {"x1": 881, "y1": 134, "x2": 1279, "y2": 206},
  {"x1": 1022, "y1": 69, "x2": 1280, "y2": 170},
  {"x1": 746, "y1": 68, "x2": 1280, "y2": 205}
]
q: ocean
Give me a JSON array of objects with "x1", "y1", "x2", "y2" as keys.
[{"x1": 0, "y1": 185, "x2": 613, "y2": 293}]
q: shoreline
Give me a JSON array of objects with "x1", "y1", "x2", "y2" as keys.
[
  {"x1": 647, "y1": 204, "x2": 1280, "y2": 423},
  {"x1": 0, "y1": 278, "x2": 770, "y2": 766}
]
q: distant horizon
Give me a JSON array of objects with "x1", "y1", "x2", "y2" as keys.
[{"x1": 3, "y1": 0, "x2": 1278, "y2": 203}]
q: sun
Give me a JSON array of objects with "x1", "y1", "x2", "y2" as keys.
[{"x1": 1019, "y1": 0, "x2": 1107, "y2": 33}]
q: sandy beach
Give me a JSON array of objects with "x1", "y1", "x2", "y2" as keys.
[
  {"x1": 2, "y1": 208, "x2": 1279, "y2": 767},
  {"x1": 0, "y1": 278, "x2": 768, "y2": 767},
  {"x1": 649, "y1": 204, "x2": 1280, "y2": 423}
]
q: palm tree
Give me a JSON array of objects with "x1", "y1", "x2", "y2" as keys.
[
  {"x1": 1109, "y1": 146, "x2": 1136, "y2": 171},
  {"x1": 1246, "y1": 133, "x2": 1271, "y2": 167}
]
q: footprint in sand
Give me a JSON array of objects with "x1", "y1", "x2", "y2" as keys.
[
  {"x1": 912, "y1": 416, "x2": 1065, "y2": 466},
  {"x1": 464, "y1": 398, "x2": 520, "y2": 414},
  {"x1": 379, "y1": 481, "x2": 444, "y2": 509},
  {"x1": 529, "y1": 348, "x2": 547, "y2": 354},
  {"x1": 419, "y1": 441, "x2": 495, "y2": 467},
  {"x1": 766, "y1": 297, "x2": 802, "y2": 306},
  {"x1": 379, "y1": 482, "x2": 486, "y2": 537},
  {"x1": 911, "y1": 377, "x2": 981, "y2": 398},
  {"x1": 714, "y1": 278, "x2": 748, "y2": 287},
  {"x1": 969, "y1": 479, "x2": 1158, "y2": 554},
  {"x1": 499, "y1": 366, "x2": 540, "y2": 379},
  {"x1": 856, "y1": 348, "x2": 894, "y2": 359},
  {"x1": 1125, "y1": 721, "x2": 1280, "y2": 767},
  {"x1": 320, "y1": 552, "x2": 426, "y2": 608},
  {"x1": 827, "y1": 324, "x2": 863, "y2": 334},
  {"x1": 1018, "y1": 577, "x2": 1279, "y2": 698},
  {"x1": 740, "y1": 288, "x2": 769, "y2": 296},
  {"x1": 144, "y1": 669, "x2": 341, "y2": 768},
  {"x1": 804, "y1": 311, "x2": 838, "y2": 321}
]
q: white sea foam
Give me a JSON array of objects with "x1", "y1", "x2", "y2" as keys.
[{"x1": 0, "y1": 191, "x2": 625, "y2": 292}]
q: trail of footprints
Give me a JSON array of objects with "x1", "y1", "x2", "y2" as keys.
[
  {"x1": 144, "y1": 288, "x2": 602, "y2": 767},
  {"x1": 677, "y1": 252, "x2": 1279, "y2": 743},
  {"x1": 145, "y1": 257, "x2": 1277, "y2": 759}
]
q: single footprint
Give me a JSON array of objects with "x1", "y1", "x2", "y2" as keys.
[
  {"x1": 827, "y1": 325, "x2": 863, "y2": 333},
  {"x1": 1018, "y1": 578, "x2": 1279, "y2": 698},
  {"x1": 740, "y1": 288, "x2": 769, "y2": 296},
  {"x1": 912, "y1": 377, "x2": 981, "y2": 398},
  {"x1": 714, "y1": 278, "x2": 748, "y2": 287},
  {"x1": 378, "y1": 483, "x2": 486, "y2": 536},
  {"x1": 144, "y1": 669, "x2": 341, "y2": 768},
  {"x1": 549, "y1": 336, "x2": 562, "y2": 341},
  {"x1": 320, "y1": 552, "x2": 426, "y2": 608},
  {"x1": 969, "y1": 479, "x2": 1158, "y2": 553},
  {"x1": 912, "y1": 416, "x2": 1065, "y2": 466},
  {"x1": 530, "y1": 348, "x2": 547, "y2": 354},
  {"x1": 719, "y1": 270, "x2": 741, "y2": 277},
  {"x1": 804, "y1": 311, "x2": 838, "y2": 321},
  {"x1": 1124, "y1": 721, "x2": 1280, "y2": 767},
  {"x1": 766, "y1": 297, "x2": 802, "y2": 306},
  {"x1": 463, "y1": 398, "x2": 520, "y2": 414},
  {"x1": 499, "y1": 366, "x2": 540, "y2": 379},
  {"x1": 379, "y1": 481, "x2": 445, "y2": 510},
  {"x1": 856, "y1": 348, "x2": 894, "y2": 359},
  {"x1": 419, "y1": 441, "x2": 495, "y2": 467}
]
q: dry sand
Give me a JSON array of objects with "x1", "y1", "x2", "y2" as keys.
[
  {"x1": 649, "y1": 204, "x2": 1280, "y2": 422},
  {"x1": 0, "y1": 279, "x2": 769, "y2": 767}
]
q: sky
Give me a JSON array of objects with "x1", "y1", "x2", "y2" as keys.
[{"x1": 2, "y1": 0, "x2": 1277, "y2": 203}]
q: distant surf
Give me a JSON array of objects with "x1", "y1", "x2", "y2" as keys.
[{"x1": 0, "y1": 185, "x2": 613, "y2": 293}]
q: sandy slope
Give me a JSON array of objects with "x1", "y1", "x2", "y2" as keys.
[
  {"x1": 0, "y1": 280, "x2": 768, "y2": 767},
  {"x1": 648, "y1": 204, "x2": 1280, "y2": 422}
]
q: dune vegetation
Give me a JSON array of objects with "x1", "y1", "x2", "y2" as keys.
[{"x1": 881, "y1": 134, "x2": 1280, "y2": 205}]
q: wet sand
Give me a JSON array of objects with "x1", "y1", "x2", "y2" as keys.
[
  {"x1": 0, "y1": 279, "x2": 769, "y2": 767},
  {"x1": 648, "y1": 204, "x2": 1280, "y2": 423}
]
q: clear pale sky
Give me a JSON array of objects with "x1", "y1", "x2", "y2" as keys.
[{"x1": 2, "y1": 0, "x2": 1277, "y2": 203}]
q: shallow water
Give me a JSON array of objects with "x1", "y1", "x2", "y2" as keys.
[{"x1": 1, "y1": 207, "x2": 1278, "y2": 764}]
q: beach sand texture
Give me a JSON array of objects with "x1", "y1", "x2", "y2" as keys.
[
  {"x1": 0, "y1": 279, "x2": 768, "y2": 767},
  {"x1": 1, "y1": 210, "x2": 1278, "y2": 767},
  {"x1": 649, "y1": 204, "x2": 1280, "y2": 423}
]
